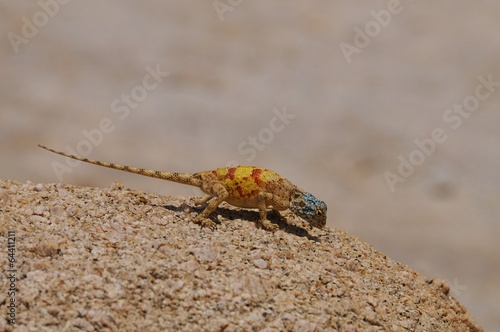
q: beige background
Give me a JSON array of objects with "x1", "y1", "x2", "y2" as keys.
[{"x1": 1, "y1": 1, "x2": 499, "y2": 329}]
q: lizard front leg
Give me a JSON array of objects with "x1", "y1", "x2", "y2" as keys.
[
  {"x1": 257, "y1": 192, "x2": 290, "y2": 231},
  {"x1": 193, "y1": 183, "x2": 228, "y2": 229}
]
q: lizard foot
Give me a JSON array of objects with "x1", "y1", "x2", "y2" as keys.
[
  {"x1": 193, "y1": 216, "x2": 216, "y2": 229},
  {"x1": 260, "y1": 219, "x2": 279, "y2": 231}
]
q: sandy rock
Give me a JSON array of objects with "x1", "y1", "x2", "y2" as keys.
[{"x1": 0, "y1": 180, "x2": 482, "y2": 331}]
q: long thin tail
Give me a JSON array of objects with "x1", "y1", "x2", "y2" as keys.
[{"x1": 38, "y1": 144, "x2": 201, "y2": 187}]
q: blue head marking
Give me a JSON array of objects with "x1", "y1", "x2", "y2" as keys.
[{"x1": 290, "y1": 192, "x2": 327, "y2": 228}]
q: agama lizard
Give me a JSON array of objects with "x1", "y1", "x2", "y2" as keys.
[{"x1": 39, "y1": 145, "x2": 327, "y2": 231}]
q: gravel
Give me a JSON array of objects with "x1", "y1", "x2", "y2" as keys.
[{"x1": 0, "y1": 180, "x2": 482, "y2": 331}]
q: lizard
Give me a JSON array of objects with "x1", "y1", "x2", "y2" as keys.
[{"x1": 38, "y1": 144, "x2": 327, "y2": 231}]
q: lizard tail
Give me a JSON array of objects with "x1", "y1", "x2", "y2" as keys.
[{"x1": 38, "y1": 144, "x2": 202, "y2": 187}]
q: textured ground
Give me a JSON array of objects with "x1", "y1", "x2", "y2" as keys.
[{"x1": 0, "y1": 180, "x2": 482, "y2": 331}]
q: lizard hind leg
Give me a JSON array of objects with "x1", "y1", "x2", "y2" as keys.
[
  {"x1": 194, "y1": 194, "x2": 213, "y2": 206},
  {"x1": 192, "y1": 183, "x2": 228, "y2": 229}
]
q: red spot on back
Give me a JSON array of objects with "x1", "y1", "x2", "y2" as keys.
[
  {"x1": 227, "y1": 167, "x2": 237, "y2": 180},
  {"x1": 251, "y1": 168, "x2": 264, "y2": 187}
]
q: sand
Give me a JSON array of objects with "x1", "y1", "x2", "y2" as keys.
[{"x1": 0, "y1": 179, "x2": 482, "y2": 331}]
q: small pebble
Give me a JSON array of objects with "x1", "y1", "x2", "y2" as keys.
[
  {"x1": 33, "y1": 205, "x2": 45, "y2": 215},
  {"x1": 253, "y1": 258, "x2": 268, "y2": 269},
  {"x1": 30, "y1": 215, "x2": 49, "y2": 223}
]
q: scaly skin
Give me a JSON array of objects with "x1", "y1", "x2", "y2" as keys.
[{"x1": 39, "y1": 145, "x2": 327, "y2": 230}]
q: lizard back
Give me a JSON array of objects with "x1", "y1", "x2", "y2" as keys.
[{"x1": 197, "y1": 166, "x2": 295, "y2": 208}]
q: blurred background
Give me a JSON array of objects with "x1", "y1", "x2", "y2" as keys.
[{"x1": 1, "y1": 1, "x2": 499, "y2": 329}]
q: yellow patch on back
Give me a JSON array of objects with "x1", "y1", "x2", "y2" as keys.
[{"x1": 214, "y1": 166, "x2": 279, "y2": 199}]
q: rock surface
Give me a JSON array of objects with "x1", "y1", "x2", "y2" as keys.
[{"x1": 0, "y1": 180, "x2": 482, "y2": 331}]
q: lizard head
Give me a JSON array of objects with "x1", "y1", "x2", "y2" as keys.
[{"x1": 289, "y1": 191, "x2": 327, "y2": 229}]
